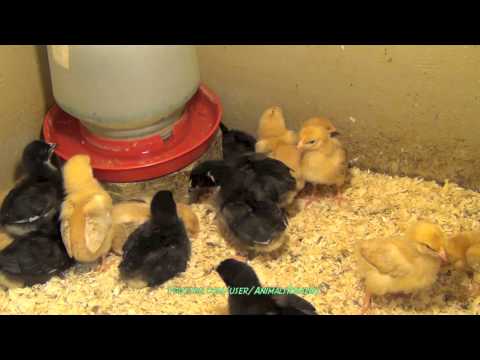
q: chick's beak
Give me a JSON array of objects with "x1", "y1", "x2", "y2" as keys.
[
  {"x1": 438, "y1": 248, "x2": 448, "y2": 263},
  {"x1": 296, "y1": 141, "x2": 304, "y2": 150}
]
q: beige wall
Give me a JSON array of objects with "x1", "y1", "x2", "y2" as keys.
[
  {"x1": 198, "y1": 45, "x2": 480, "y2": 191},
  {"x1": 0, "y1": 45, "x2": 53, "y2": 190}
]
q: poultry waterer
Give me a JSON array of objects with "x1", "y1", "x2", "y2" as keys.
[{"x1": 42, "y1": 46, "x2": 222, "y2": 200}]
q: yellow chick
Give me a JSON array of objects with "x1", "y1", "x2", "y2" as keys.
[
  {"x1": 357, "y1": 222, "x2": 448, "y2": 314},
  {"x1": 60, "y1": 155, "x2": 113, "y2": 268},
  {"x1": 297, "y1": 125, "x2": 348, "y2": 205},
  {"x1": 255, "y1": 106, "x2": 297, "y2": 154},
  {"x1": 444, "y1": 231, "x2": 480, "y2": 295},
  {"x1": 302, "y1": 116, "x2": 338, "y2": 136},
  {"x1": 111, "y1": 199, "x2": 200, "y2": 255}
]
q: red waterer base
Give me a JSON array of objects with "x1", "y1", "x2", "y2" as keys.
[{"x1": 43, "y1": 85, "x2": 222, "y2": 183}]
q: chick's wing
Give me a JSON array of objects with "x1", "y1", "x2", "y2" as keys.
[
  {"x1": 83, "y1": 194, "x2": 112, "y2": 254},
  {"x1": 1, "y1": 180, "x2": 58, "y2": 223},
  {"x1": 359, "y1": 240, "x2": 413, "y2": 278}
]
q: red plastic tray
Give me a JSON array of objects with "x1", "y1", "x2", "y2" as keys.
[{"x1": 43, "y1": 85, "x2": 222, "y2": 183}]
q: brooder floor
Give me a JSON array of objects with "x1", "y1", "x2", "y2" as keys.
[{"x1": 1, "y1": 167, "x2": 480, "y2": 315}]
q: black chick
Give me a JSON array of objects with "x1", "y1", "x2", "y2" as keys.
[
  {"x1": 0, "y1": 231, "x2": 73, "y2": 289},
  {"x1": 220, "y1": 198, "x2": 288, "y2": 253},
  {"x1": 119, "y1": 191, "x2": 191, "y2": 288},
  {"x1": 220, "y1": 123, "x2": 256, "y2": 163},
  {"x1": 216, "y1": 258, "x2": 317, "y2": 315},
  {"x1": 0, "y1": 141, "x2": 63, "y2": 238},
  {"x1": 190, "y1": 154, "x2": 294, "y2": 255}
]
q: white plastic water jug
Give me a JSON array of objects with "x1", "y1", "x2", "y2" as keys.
[{"x1": 47, "y1": 45, "x2": 201, "y2": 139}]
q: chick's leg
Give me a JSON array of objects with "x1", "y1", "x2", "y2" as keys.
[
  {"x1": 305, "y1": 185, "x2": 319, "y2": 207},
  {"x1": 334, "y1": 185, "x2": 346, "y2": 206},
  {"x1": 360, "y1": 291, "x2": 372, "y2": 315}
]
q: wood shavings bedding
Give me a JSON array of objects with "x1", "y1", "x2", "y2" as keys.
[{"x1": 1, "y1": 168, "x2": 479, "y2": 315}]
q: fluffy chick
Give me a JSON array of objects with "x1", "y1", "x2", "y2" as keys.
[
  {"x1": 444, "y1": 231, "x2": 480, "y2": 294},
  {"x1": 302, "y1": 116, "x2": 339, "y2": 137},
  {"x1": 111, "y1": 199, "x2": 199, "y2": 255},
  {"x1": 0, "y1": 230, "x2": 73, "y2": 289},
  {"x1": 189, "y1": 155, "x2": 294, "y2": 257},
  {"x1": 119, "y1": 191, "x2": 191, "y2": 289},
  {"x1": 216, "y1": 258, "x2": 317, "y2": 315},
  {"x1": 255, "y1": 106, "x2": 297, "y2": 154},
  {"x1": 1, "y1": 141, "x2": 63, "y2": 238},
  {"x1": 297, "y1": 125, "x2": 348, "y2": 204},
  {"x1": 60, "y1": 155, "x2": 113, "y2": 266},
  {"x1": 291, "y1": 116, "x2": 339, "y2": 183},
  {"x1": 220, "y1": 123, "x2": 256, "y2": 163},
  {"x1": 357, "y1": 222, "x2": 448, "y2": 314},
  {"x1": 218, "y1": 198, "x2": 289, "y2": 257}
]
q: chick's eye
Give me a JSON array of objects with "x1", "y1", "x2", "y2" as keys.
[
  {"x1": 307, "y1": 140, "x2": 316, "y2": 145},
  {"x1": 424, "y1": 244, "x2": 435, "y2": 251}
]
